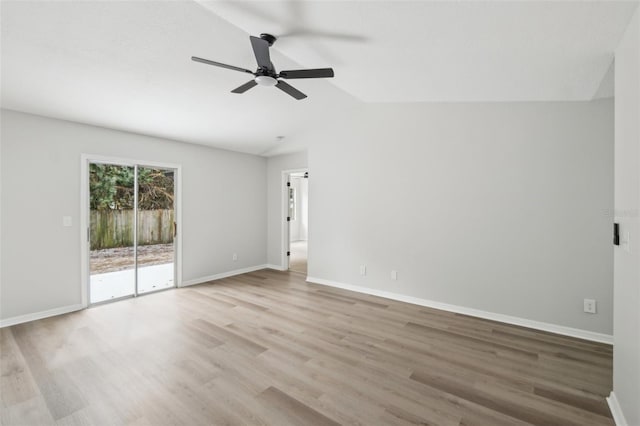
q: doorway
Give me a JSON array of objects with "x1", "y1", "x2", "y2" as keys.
[
  {"x1": 287, "y1": 171, "x2": 308, "y2": 274},
  {"x1": 82, "y1": 157, "x2": 180, "y2": 305}
]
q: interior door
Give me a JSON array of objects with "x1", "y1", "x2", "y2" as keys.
[
  {"x1": 286, "y1": 174, "x2": 292, "y2": 270},
  {"x1": 287, "y1": 172, "x2": 309, "y2": 274},
  {"x1": 89, "y1": 162, "x2": 136, "y2": 303}
]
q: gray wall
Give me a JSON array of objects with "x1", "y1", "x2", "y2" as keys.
[
  {"x1": 266, "y1": 152, "x2": 307, "y2": 267},
  {"x1": 613, "y1": 8, "x2": 640, "y2": 425},
  {"x1": 306, "y1": 99, "x2": 614, "y2": 335},
  {"x1": 0, "y1": 110, "x2": 267, "y2": 321}
]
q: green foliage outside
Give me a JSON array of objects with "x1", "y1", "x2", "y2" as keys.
[
  {"x1": 89, "y1": 164, "x2": 174, "y2": 249},
  {"x1": 89, "y1": 164, "x2": 174, "y2": 210}
]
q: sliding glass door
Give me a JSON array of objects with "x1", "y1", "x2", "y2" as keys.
[
  {"x1": 88, "y1": 162, "x2": 176, "y2": 304},
  {"x1": 89, "y1": 163, "x2": 136, "y2": 303},
  {"x1": 136, "y1": 167, "x2": 175, "y2": 295}
]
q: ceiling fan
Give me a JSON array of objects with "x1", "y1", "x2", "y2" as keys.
[{"x1": 192, "y1": 33, "x2": 334, "y2": 100}]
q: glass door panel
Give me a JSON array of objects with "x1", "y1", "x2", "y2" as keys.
[
  {"x1": 89, "y1": 163, "x2": 136, "y2": 303},
  {"x1": 136, "y1": 167, "x2": 175, "y2": 294}
]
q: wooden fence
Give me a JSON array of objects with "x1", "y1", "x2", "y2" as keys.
[{"x1": 90, "y1": 209, "x2": 174, "y2": 250}]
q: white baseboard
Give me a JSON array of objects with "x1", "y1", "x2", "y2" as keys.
[
  {"x1": 607, "y1": 392, "x2": 629, "y2": 426},
  {"x1": 265, "y1": 264, "x2": 287, "y2": 271},
  {"x1": 180, "y1": 264, "x2": 270, "y2": 287},
  {"x1": 306, "y1": 276, "x2": 613, "y2": 345},
  {"x1": 0, "y1": 303, "x2": 85, "y2": 328},
  {"x1": 1, "y1": 266, "x2": 273, "y2": 327}
]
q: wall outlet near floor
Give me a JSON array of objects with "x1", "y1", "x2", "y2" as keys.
[
  {"x1": 232, "y1": 253, "x2": 238, "y2": 261},
  {"x1": 360, "y1": 265, "x2": 366, "y2": 276},
  {"x1": 583, "y1": 299, "x2": 597, "y2": 314},
  {"x1": 391, "y1": 270, "x2": 398, "y2": 280}
]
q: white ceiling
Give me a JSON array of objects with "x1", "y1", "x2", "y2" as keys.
[
  {"x1": 0, "y1": 1, "x2": 357, "y2": 155},
  {"x1": 205, "y1": 0, "x2": 636, "y2": 102},
  {"x1": 1, "y1": 1, "x2": 637, "y2": 155}
]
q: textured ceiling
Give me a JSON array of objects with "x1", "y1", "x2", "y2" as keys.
[{"x1": 1, "y1": 1, "x2": 637, "y2": 155}]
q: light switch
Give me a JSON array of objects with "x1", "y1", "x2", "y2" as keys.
[{"x1": 63, "y1": 216, "x2": 72, "y2": 227}]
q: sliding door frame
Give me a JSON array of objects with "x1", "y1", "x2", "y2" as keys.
[{"x1": 80, "y1": 154, "x2": 183, "y2": 308}]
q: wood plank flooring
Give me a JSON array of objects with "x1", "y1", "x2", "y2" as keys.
[
  {"x1": 1, "y1": 270, "x2": 614, "y2": 425},
  {"x1": 289, "y1": 241, "x2": 308, "y2": 274}
]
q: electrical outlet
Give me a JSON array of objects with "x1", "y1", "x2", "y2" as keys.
[
  {"x1": 391, "y1": 270, "x2": 398, "y2": 280},
  {"x1": 360, "y1": 265, "x2": 366, "y2": 276},
  {"x1": 583, "y1": 299, "x2": 596, "y2": 314},
  {"x1": 232, "y1": 253, "x2": 238, "y2": 261}
]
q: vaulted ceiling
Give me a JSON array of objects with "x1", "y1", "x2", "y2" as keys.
[{"x1": 1, "y1": 1, "x2": 637, "y2": 155}]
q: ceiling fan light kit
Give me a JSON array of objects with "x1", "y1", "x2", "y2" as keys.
[
  {"x1": 255, "y1": 75, "x2": 278, "y2": 86},
  {"x1": 192, "y1": 33, "x2": 334, "y2": 100}
]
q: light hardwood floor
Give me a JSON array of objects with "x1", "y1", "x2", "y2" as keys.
[
  {"x1": 1, "y1": 270, "x2": 613, "y2": 425},
  {"x1": 289, "y1": 241, "x2": 308, "y2": 274}
]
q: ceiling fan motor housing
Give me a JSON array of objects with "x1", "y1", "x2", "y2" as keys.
[{"x1": 260, "y1": 33, "x2": 277, "y2": 46}]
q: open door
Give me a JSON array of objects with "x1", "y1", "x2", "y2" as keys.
[{"x1": 287, "y1": 171, "x2": 308, "y2": 274}]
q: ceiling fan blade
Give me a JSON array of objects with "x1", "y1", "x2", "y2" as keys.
[
  {"x1": 279, "y1": 68, "x2": 335, "y2": 79},
  {"x1": 231, "y1": 80, "x2": 258, "y2": 94},
  {"x1": 276, "y1": 81, "x2": 307, "y2": 100},
  {"x1": 250, "y1": 36, "x2": 274, "y2": 71},
  {"x1": 191, "y1": 57, "x2": 254, "y2": 75}
]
